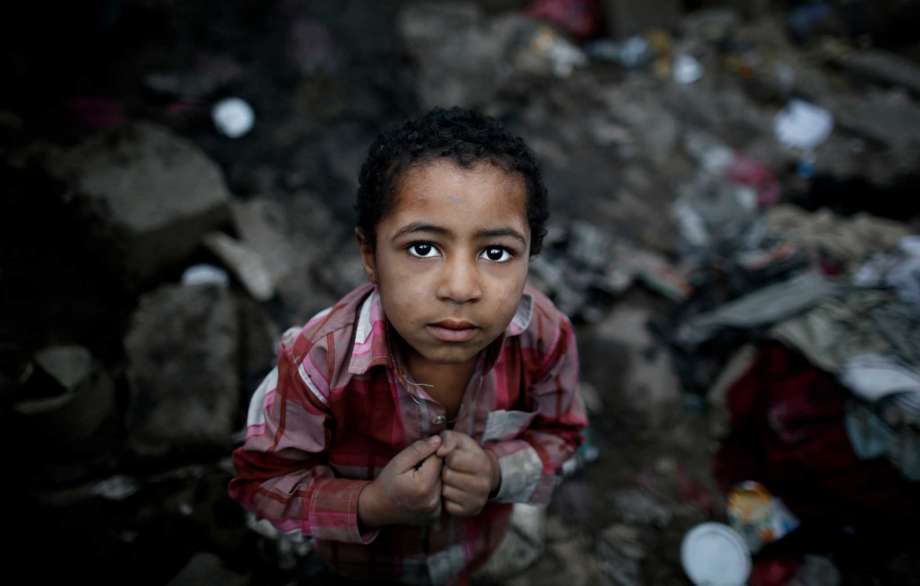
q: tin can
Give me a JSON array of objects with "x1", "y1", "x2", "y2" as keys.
[{"x1": 727, "y1": 481, "x2": 799, "y2": 553}]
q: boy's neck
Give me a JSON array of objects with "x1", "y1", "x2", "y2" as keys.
[{"x1": 405, "y1": 351, "x2": 477, "y2": 419}]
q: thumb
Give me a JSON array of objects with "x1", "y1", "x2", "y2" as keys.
[
  {"x1": 393, "y1": 435, "x2": 442, "y2": 472},
  {"x1": 416, "y1": 453, "x2": 443, "y2": 486},
  {"x1": 436, "y1": 430, "x2": 460, "y2": 458}
]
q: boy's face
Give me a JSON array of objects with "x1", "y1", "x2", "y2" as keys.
[{"x1": 358, "y1": 159, "x2": 530, "y2": 368}]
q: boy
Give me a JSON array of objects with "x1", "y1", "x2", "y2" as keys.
[{"x1": 229, "y1": 107, "x2": 586, "y2": 585}]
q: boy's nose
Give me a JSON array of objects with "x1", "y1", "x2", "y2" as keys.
[{"x1": 437, "y1": 257, "x2": 482, "y2": 304}]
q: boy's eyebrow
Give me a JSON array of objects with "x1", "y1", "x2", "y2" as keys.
[
  {"x1": 391, "y1": 223, "x2": 528, "y2": 246},
  {"x1": 391, "y1": 222, "x2": 451, "y2": 240},
  {"x1": 475, "y1": 228, "x2": 527, "y2": 246}
]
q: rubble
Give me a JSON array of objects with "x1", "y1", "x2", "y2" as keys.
[
  {"x1": 398, "y1": 2, "x2": 587, "y2": 109},
  {"x1": 203, "y1": 232, "x2": 275, "y2": 301},
  {"x1": 124, "y1": 283, "x2": 241, "y2": 458},
  {"x1": 12, "y1": 345, "x2": 117, "y2": 462},
  {"x1": 7, "y1": 1, "x2": 920, "y2": 584},
  {"x1": 45, "y1": 122, "x2": 232, "y2": 281}
]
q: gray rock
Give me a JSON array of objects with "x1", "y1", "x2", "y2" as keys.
[
  {"x1": 49, "y1": 122, "x2": 231, "y2": 280},
  {"x1": 230, "y1": 195, "x2": 344, "y2": 324},
  {"x1": 14, "y1": 345, "x2": 116, "y2": 445},
  {"x1": 125, "y1": 284, "x2": 240, "y2": 457},
  {"x1": 202, "y1": 232, "x2": 275, "y2": 301}
]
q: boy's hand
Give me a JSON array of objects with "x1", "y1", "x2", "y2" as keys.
[
  {"x1": 358, "y1": 435, "x2": 444, "y2": 527},
  {"x1": 437, "y1": 430, "x2": 501, "y2": 517}
]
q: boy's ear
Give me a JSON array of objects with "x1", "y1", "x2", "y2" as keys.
[{"x1": 355, "y1": 228, "x2": 377, "y2": 283}]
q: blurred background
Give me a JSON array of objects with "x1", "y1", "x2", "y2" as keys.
[{"x1": 2, "y1": 1, "x2": 919, "y2": 584}]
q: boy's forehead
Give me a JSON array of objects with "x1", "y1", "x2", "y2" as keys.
[{"x1": 392, "y1": 158, "x2": 527, "y2": 211}]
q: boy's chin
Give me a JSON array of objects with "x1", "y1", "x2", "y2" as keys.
[{"x1": 413, "y1": 344, "x2": 484, "y2": 366}]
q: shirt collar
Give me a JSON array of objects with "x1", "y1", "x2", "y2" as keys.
[{"x1": 347, "y1": 287, "x2": 534, "y2": 376}]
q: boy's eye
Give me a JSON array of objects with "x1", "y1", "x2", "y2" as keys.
[
  {"x1": 481, "y1": 246, "x2": 512, "y2": 263},
  {"x1": 407, "y1": 242, "x2": 440, "y2": 258}
]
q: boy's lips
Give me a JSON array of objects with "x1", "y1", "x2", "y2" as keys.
[{"x1": 427, "y1": 319, "x2": 479, "y2": 342}]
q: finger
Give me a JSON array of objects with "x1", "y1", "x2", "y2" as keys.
[
  {"x1": 441, "y1": 467, "x2": 486, "y2": 493},
  {"x1": 415, "y1": 453, "x2": 444, "y2": 486},
  {"x1": 444, "y1": 499, "x2": 469, "y2": 517},
  {"x1": 442, "y1": 486, "x2": 482, "y2": 517},
  {"x1": 436, "y1": 430, "x2": 460, "y2": 458},
  {"x1": 441, "y1": 484, "x2": 470, "y2": 506},
  {"x1": 394, "y1": 436, "x2": 442, "y2": 472},
  {"x1": 445, "y1": 448, "x2": 488, "y2": 474}
]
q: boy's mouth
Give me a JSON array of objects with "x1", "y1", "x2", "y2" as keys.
[{"x1": 427, "y1": 319, "x2": 479, "y2": 343}]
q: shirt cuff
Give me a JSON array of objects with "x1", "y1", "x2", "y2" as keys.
[
  {"x1": 308, "y1": 478, "x2": 379, "y2": 544},
  {"x1": 486, "y1": 440, "x2": 554, "y2": 503}
]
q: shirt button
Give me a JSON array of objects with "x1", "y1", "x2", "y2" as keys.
[{"x1": 432, "y1": 415, "x2": 446, "y2": 425}]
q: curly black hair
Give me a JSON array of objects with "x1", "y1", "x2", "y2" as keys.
[{"x1": 355, "y1": 107, "x2": 549, "y2": 255}]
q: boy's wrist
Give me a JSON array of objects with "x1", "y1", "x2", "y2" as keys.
[
  {"x1": 486, "y1": 450, "x2": 501, "y2": 498},
  {"x1": 358, "y1": 480, "x2": 384, "y2": 528}
]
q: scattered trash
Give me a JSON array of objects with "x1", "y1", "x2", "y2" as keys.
[
  {"x1": 90, "y1": 475, "x2": 141, "y2": 501},
  {"x1": 562, "y1": 426, "x2": 600, "y2": 476},
  {"x1": 585, "y1": 35, "x2": 653, "y2": 68},
  {"x1": 846, "y1": 398, "x2": 920, "y2": 481},
  {"x1": 182, "y1": 264, "x2": 230, "y2": 288},
  {"x1": 212, "y1": 97, "x2": 255, "y2": 138},
  {"x1": 727, "y1": 481, "x2": 800, "y2": 554},
  {"x1": 673, "y1": 54, "x2": 703, "y2": 84},
  {"x1": 681, "y1": 522, "x2": 751, "y2": 586},
  {"x1": 773, "y1": 99, "x2": 833, "y2": 150},
  {"x1": 518, "y1": 26, "x2": 588, "y2": 78}
]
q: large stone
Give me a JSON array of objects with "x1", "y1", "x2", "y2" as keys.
[
  {"x1": 49, "y1": 122, "x2": 231, "y2": 280},
  {"x1": 229, "y1": 196, "x2": 343, "y2": 324},
  {"x1": 125, "y1": 283, "x2": 240, "y2": 457}
]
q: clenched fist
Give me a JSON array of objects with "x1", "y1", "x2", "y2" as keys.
[
  {"x1": 358, "y1": 435, "x2": 444, "y2": 527},
  {"x1": 437, "y1": 430, "x2": 501, "y2": 517}
]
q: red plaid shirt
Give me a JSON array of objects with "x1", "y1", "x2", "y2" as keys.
[{"x1": 229, "y1": 282, "x2": 586, "y2": 585}]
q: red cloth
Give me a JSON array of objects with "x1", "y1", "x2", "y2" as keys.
[
  {"x1": 714, "y1": 342, "x2": 916, "y2": 524},
  {"x1": 524, "y1": 0, "x2": 601, "y2": 39}
]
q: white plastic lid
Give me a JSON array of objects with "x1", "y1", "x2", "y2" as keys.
[{"x1": 681, "y1": 522, "x2": 751, "y2": 586}]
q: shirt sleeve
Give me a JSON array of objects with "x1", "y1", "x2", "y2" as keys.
[
  {"x1": 228, "y1": 330, "x2": 378, "y2": 544},
  {"x1": 485, "y1": 317, "x2": 587, "y2": 504}
]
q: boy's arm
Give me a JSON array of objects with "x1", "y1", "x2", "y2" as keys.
[
  {"x1": 228, "y1": 337, "x2": 378, "y2": 545},
  {"x1": 485, "y1": 317, "x2": 587, "y2": 504}
]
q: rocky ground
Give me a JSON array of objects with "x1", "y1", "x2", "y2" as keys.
[{"x1": 2, "y1": 1, "x2": 920, "y2": 585}]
